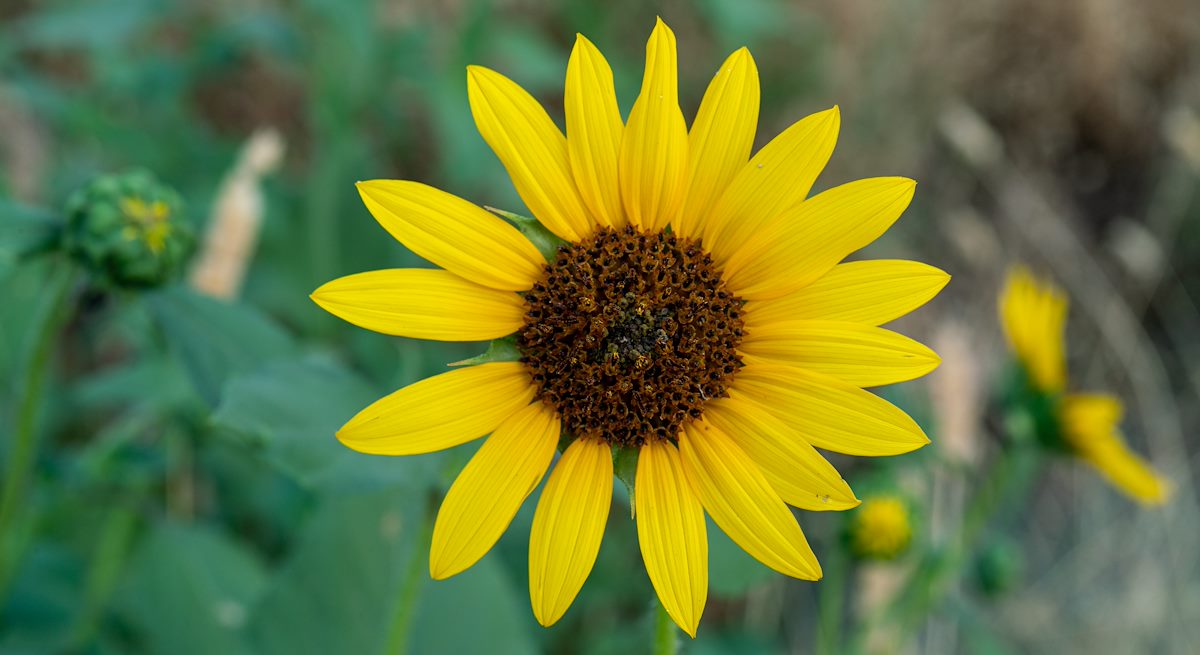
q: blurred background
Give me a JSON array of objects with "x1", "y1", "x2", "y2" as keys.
[{"x1": 1, "y1": 0, "x2": 1198, "y2": 653}]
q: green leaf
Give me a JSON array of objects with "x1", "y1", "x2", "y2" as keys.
[
  {"x1": 448, "y1": 335, "x2": 521, "y2": 367},
  {"x1": 0, "y1": 201, "x2": 61, "y2": 275},
  {"x1": 408, "y1": 557, "x2": 536, "y2": 655},
  {"x1": 212, "y1": 355, "x2": 437, "y2": 492},
  {"x1": 486, "y1": 206, "x2": 564, "y2": 261},
  {"x1": 247, "y1": 487, "x2": 423, "y2": 655},
  {"x1": 113, "y1": 523, "x2": 267, "y2": 655},
  {"x1": 146, "y1": 286, "x2": 295, "y2": 404},
  {"x1": 706, "y1": 517, "x2": 775, "y2": 597}
]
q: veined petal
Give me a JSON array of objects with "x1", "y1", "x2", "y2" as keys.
[
  {"x1": 723, "y1": 177, "x2": 916, "y2": 300},
  {"x1": 1061, "y1": 394, "x2": 1171, "y2": 505},
  {"x1": 730, "y1": 362, "x2": 930, "y2": 456},
  {"x1": 636, "y1": 440, "x2": 707, "y2": 638},
  {"x1": 674, "y1": 47, "x2": 759, "y2": 238},
  {"x1": 356, "y1": 180, "x2": 545, "y2": 291},
  {"x1": 529, "y1": 437, "x2": 613, "y2": 627},
  {"x1": 430, "y1": 402, "x2": 560, "y2": 579},
  {"x1": 744, "y1": 260, "x2": 950, "y2": 327},
  {"x1": 467, "y1": 65, "x2": 595, "y2": 241},
  {"x1": 703, "y1": 396, "x2": 858, "y2": 511},
  {"x1": 739, "y1": 320, "x2": 941, "y2": 387},
  {"x1": 702, "y1": 106, "x2": 839, "y2": 265},
  {"x1": 619, "y1": 18, "x2": 688, "y2": 232},
  {"x1": 999, "y1": 267, "x2": 1068, "y2": 393},
  {"x1": 311, "y1": 269, "x2": 525, "y2": 341},
  {"x1": 338, "y1": 363, "x2": 535, "y2": 456},
  {"x1": 566, "y1": 34, "x2": 626, "y2": 230},
  {"x1": 679, "y1": 420, "x2": 821, "y2": 580}
]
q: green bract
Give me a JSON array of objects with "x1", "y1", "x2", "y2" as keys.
[{"x1": 64, "y1": 170, "x2": 194, "y2": 288}]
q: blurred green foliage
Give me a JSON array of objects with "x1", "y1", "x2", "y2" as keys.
[
  {"x1": 0, "y1": 1, "x2": 842, "y2": 653},
  {"x1": 2, "y1": 0, "x2": 1196, "y2": 653}
]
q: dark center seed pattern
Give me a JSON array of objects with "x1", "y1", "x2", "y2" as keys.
[{"x1": 518, "y1": 227, "x2": 745, "y2": 447}]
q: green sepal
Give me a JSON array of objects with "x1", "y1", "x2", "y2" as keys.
[
  {"x1": 998, "y1": 361, "x2": 1065, "y2": 452},
  {"x1": 613, "y1": 446, "x2": 639, "y2": 518},
  {"x1": 448, "y1": 335, "x2": 522, "y2": 367},
  {"x1": 486, "y1": 206, "x2": 565, "y2": 262}
]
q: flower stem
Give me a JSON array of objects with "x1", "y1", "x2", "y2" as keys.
[
  {"x1": 382, "y1": 498, "x2": 435, "y2": 655},
  {"x1": 653, "y1": 600, "x2": 678, "y2": 655},
  {"x1": 66, "y1": 498, "x2": 140, "y2": 648},
  {"x1": 815, "y1": 542, "x2": 849, "y2": 655},
  {"x1": 888, "y1": 443, "x2": 1042, "y2": 642},
  {"x1": 0, "y1": 260, "x2": 77, "y2": 604}
]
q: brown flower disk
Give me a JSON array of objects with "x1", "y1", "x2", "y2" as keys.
[{"x1": 519, "y1": 227, "x2": 745, "y2": 447}]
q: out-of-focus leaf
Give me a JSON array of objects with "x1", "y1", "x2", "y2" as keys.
[
  {"x1": 146, "y1": 286, "x2": 294, "y2": 404},
  {"x1": 408, "y1": 557, "x2": 536, "y2": 655},
  {"x1": 212, "y1": 354, "x2": 437, "y2": 491},
  {"x1": 690, "y1": 630, "x2": 784, "y2": 655},
  {"x1": 5, "y1": 0, "x2": 158, "y2": 50},
  {"x1": 247, "y1": 486, "x2": 421, "y2": 655},
  {"x1": 0, "y1": 543, "x2": 83, "y2": 654},
  {"x1": 113, "y1": 523, "x2": 267, "y2": 655},
  {"x1": 707, "y1": 517, "x2": 775, "y2": 597},
  {"x1": 0, "y1": 201, "x2": 61, "y2": 275}
]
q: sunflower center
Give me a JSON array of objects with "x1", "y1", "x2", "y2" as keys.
[{"x1": 519, "y1": 226, "x2": 744, "y2": 447}]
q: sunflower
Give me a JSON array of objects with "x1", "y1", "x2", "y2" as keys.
[
  {"x1": 312, "y1": 18, "x2": 947, "y2": 636},
  {"x1": 999, "y1": 267, "x2": 1169, "y2": 505},
  {"x1": 849, "y1": 495, "x2": 913, "y2": 561}
]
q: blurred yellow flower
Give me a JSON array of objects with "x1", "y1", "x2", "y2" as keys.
[
  {"x1": 850, "y1": 496, "x2": 913, "y2": 560},
  {"x1": 312, "y1": 18, "x2": 947, "y2": 636},
  {"x1": 999, "y1": 267, "x2": 1169, "y2": 505}
]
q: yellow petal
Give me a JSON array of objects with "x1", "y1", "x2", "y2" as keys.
[
  {"x1": 744, "y1": 260, "x2": 950, "y2": 327},
  {"x1": 636, "y1": 440, "x2": 707, "y2": 638},
  {"x1": 740, "y1": 320, "x2": 941, "y2": 387},
  {"x1": 310, "y1": 269, "x2": 525, "y2": 341},
  {"x1": 723, "y1": 177, "x2": 916, "y2": 300},
  {"x1": 703, "y1": 396, "x2": 858, "y2": 511},
  {"x1": 566, "y1": 34, "x2": 626, "y2": 230},
  {"x1": 529, "y1": 437, "x2": 613, "y2": 627},
  {"x1": 674, "y1": 47, "x2": 759, "y2": 238},
  {"x1": 356, "y1": 180, "x2": 545, "y2": 291},
  {"x1": 430, "y1": 402, "x2": 560, "y2": 579},
  {"x1": 679, "y1": 420, "x2": 821, "y2": 580},
  {"x1": 467, "y1": 65, "x2": 595, "y2": 241},
  {"x1": 730, "y1": 362, "x2": 930, "y2": 456},
  {"x1": 999, "y1": 266, "x2": 1068, "y2": 393},
  {"x1": 337, "y1": 363, "x2": 535, "y2": 455},
  {"x1": 619, "y1": 18, "x2": 688, "y2": 232},
  {"x1": 702, "y1": 106, "x2": 839, "y2": 265},
  {"x1": 1061, "y1": 394, "x2": 1171, "y2": 505}
]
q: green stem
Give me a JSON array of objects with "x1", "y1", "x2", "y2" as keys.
[
  {"x1": 382, "y1": 499, "x2": 435, "y2": 655},
  {"x1": 815, "y1": 542, "x2": 849, "y2": 655},
  {"x1": 0, "y1": 260, "x2": 76, "y2": 604},
  {"x1": 888, "y1": 445, "x2": 1042, "y2": 643},
  {"x1": 653, "y1": 601, "x2": 678, "y2": 655},
  {"x1": 66, "y1": 499, "x2": 141, "y2": 648}
]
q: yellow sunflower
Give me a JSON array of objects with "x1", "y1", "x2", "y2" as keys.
[
  {"x1": 849, "y1": 495, "x2": 913, "y2": 561},
  {"x1": 312, "y1": 18, "x2": 948, "y2": 636},
  {"x1": 999, "y1": 267, "x2": 1170, "y2": 505}
]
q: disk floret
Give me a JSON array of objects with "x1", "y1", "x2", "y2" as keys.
[{"x1": 519, "y1": 227, "x2": 744, "y2": 447}]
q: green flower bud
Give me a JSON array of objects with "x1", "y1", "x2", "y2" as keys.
[{"x1": 63, "y1": 170, "x2": 194, "y2": 288}]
